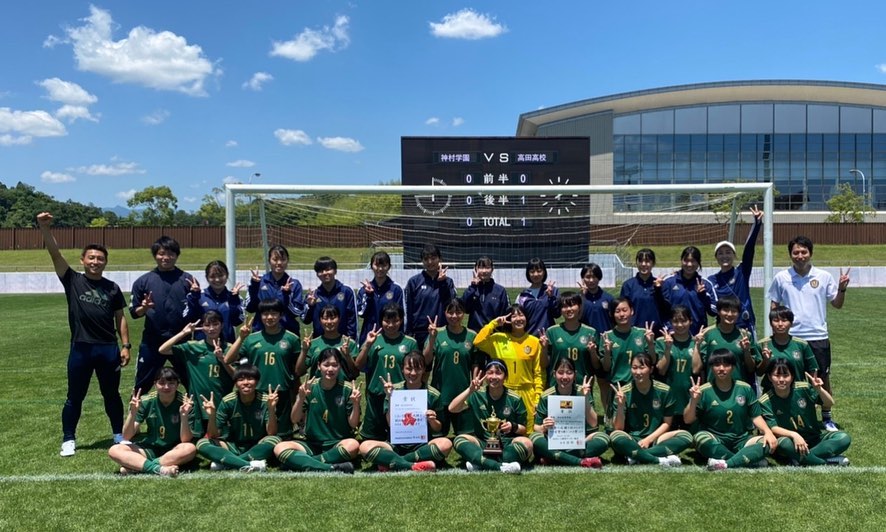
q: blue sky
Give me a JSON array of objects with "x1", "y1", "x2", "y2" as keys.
[{"x1": 2, "y1": 1, "x2": 885, "y2": 210}]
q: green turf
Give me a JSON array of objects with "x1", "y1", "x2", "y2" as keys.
[{"x1": 0, "y1": 290, "x2": 883, "y2": 530}]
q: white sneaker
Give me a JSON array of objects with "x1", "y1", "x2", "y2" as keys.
[
  {"x1": 465, "y1": 461, "x2": 476, "y2": 472},
  {"x1": 666, "y1": 455, "x2": 682, "y2": 467},
  {"x1": 826, "y1": 455, "x2": 850, "y2": 467},
  {"x1": 500, "y1": 462, "x2": 522, "y2": 474},
  {"x1": 60, "y1": 440, "x2": 76, "y2": 457},
  {"x1": 248, "y1": 459, "x2": 267, "y2": 472},
  {"x1": 210, "y1": 461, "x2": 224, "y2": 471},
  {"x1": 706, "y1": 459, "x2": 728, "y2": 471},
  {"x1": 113, "y1": 433, "x2": 131, "y2": 445},
  {"x1": 626, "y1": 456, "x2": 637, "y2": 465}
]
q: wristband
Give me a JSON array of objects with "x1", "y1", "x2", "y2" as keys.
[
  {"x1": 122, "y1": 343, "x2": 132, "y2": 349},
  {"x1": 838, "y1": 288, "x2": 847, "y2": 293}
]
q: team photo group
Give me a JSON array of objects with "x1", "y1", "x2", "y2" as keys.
[{"x1": 38, "y1": 204, "x2": 853, "y2": 477}]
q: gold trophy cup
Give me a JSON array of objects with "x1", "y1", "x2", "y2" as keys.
[{"x1": 481, "y1": 410, "x2": 503, "y2": 456}]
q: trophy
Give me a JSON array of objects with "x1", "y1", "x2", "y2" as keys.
[{"x1": 481, "y1": 409, "x2": 503, "y2": 456}]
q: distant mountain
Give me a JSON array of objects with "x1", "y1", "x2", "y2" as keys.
[{"x1": 106, "y1": 205, "x2": 132, "y2": 217}]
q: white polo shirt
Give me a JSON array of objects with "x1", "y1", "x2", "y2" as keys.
[{"x1": 767, "y1": 265, "x2": 837, "y2": 341}]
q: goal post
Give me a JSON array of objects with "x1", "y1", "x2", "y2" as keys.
[{"x1": 225, "y1": 182, "x2": 775, "y2": 335}]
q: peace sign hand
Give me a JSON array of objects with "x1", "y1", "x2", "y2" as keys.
[
  {"x1": 804, "y1": 371, "x2": 824, "y2": 390},
  {"x1": 250, "y1": 268, "x2": 262, "y2": 283},
  {"x1": 654, "y1": 273, "x2": 666, "y2": 289},
  {"x1": 379, "y1": 372, "x2": 395, "y2": 397},
  {"x1": 688, "y1": 376, "x2": 702, "y2": 400},
  {"x1": 200, "y1": 392, "x2": 216, "y2": 416},
  {"x1": 609, "y1": 382, "x2": 626, "y2": 407},
  {"x1": 427, "y1": 315, "x2": 440, "y2": 337},
  {"x1": 695, "y1": 277, "x2": 706, "y2": 295},
  {"x1": 188, "y1": 276, "x2": 201, "y2": 293},
  {"x1": 231, "y1": 281, "x2": 245, "y2": 295},
  {"x1": 141, "y1": 292, "x2": 155, "y2": 310},
  {"x1": 266, "y1": 385, "x2": 281, "y2": 409},
  {"x1": 738, "y1": 329, "x2": 751, "y2": 351},
  {"x1": 305, "y1": 289, "x2": 317, "y2": 306},
  {"x1": 539, "y1": 330, "x2": 549, "y2": 347},
  {"x1": 580, "y1": 375, "x2": 594, "y2": 396},
  {"x1": 282, "y1": 278, "x2": 294, "y2": 293},
  {"x1": 750, "y1": 204, "x2": 763, "y2": 222},
  {"x1": 661, "y1": 327, "x2": 673, "y2": 347},
  {"x1": 602, "y1": 332, "x2": 613, "y2": 356},
  {"x1": 361, "y1": 279, "x2": 374, "y2": 294},
  {"x1": 349, "y1": 381, "x2": 362, "y2": 404},
  {"x1": 299, "y1": 377, "x2": 317, "y2": 399},
  {"x1": 545, "y1": 280, "x2": 556, "y2": 297},
  {"x1": 182, "y1": 319, "x2": 201, "y2": 336},
  {"x1": 469, "y1": 367, "x2": 486, "y2": 391},
  {"x1": 644, "y1": 321, "x2": 655, "y2": 344},
  {"x1": 577, "y1": 279, "x2": 589, "y2": 294},
  {"x1": 301, "y1": 332, "x2": 313, "y2": 352},
  {"x1": 495, "y1": 314, "x2": 513, "y2": 327},
  {"x1": 365, "y1": 326, "x2": 382, "y2": 346},
  {"x1": 838, "y1": 268, "x2": 851, "y2": 291},
  {"x1": 340, "y1": 336, "x2": 351, "y2": 358},
  {"x1": 180, "y1": 394, "x2": 194, "y2": 416},
  {"x1": 760, "y1": 340, "x2": 771, "y2": 362},
  {"x1": 212, "y1": 338, "x2": 224, "y2": 359},
  {"x1": 471, "y1": 267, "x2": 480, "y2": 286},
  {"x1": 129, "y1": 389, "x2": 142, "y2": 412},
  {"x1": 438, "y1": 266, "x2": 449, "y2": 282}
]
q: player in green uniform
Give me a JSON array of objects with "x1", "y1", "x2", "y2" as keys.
[
  {"x1": 423, "y1": 298, "x2": 481, "y2": 435},
  {"x1": 600, "y1": 297, "x2": 655, "y2": 412},
  {"x1": 609, "y1": 353, "x2": 692, "y2": 466},
  {"x1": 684, "y1": 349, "x2": 777, "y2": 471},
  {"x1": 756, "y1": 306, "x2": 819, "y2": 393},
  {"x1": 655, "y1": 305, "x2": 694, "y2": 428},
  {"x1": 108, "y1": 368, "x2": 197, "y2": 476},
  {"x1": 296, "y1": 305, "x2": 358, "y2": 381},
  {"x1": 693, "y1": 295, "x2": 758, "y2": 387},
  {"x1": 159, "y1": 311, "x2": 235, "y2": 436},
  {"x1": 760, "y1": 359, "x2": 850, "y2": 466},
  {"x1": 530, "y1": 358, "x2": 608, "y2": 468},
  {"x1": 360, "y1": 351, "x2": 452, "y2": 472},
  {"x1": 356, "y1": 303, "x2": 418, "y2": 441},
  {"x1": 196, "y1": 365, "x2": 281, "y2": 472},
  {"x1": 541, "y1": 292, "x2": 598, "y2": 388},
  {"x1": 449, "y1": 361, "x2": 532, "y2": 473},
  {"x1": 274, "y1": 348, "x2": 358, "y2": 473},
  {"x1": 225, "y1": 300, "x2": 300, "y2": 437}
]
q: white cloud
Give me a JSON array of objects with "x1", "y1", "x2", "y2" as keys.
[
  {"x1": 222, "y1": 175, "x2": 239, "y2": 184},
  {"x1": 55, "y1": 5, "x2": 218, "y2": 96},
  {"x1": 41, "y1": 171, "x2": 76, "y2": 183},
  {"x1": 117, "y1": 189, "x2": 137, "y2": 201},
  {"x1": 38, "y1": 78, "x2": 97, "y2": 105},
  {"x1": 271, "y1": 15, "x2": 350, "y2": 62},
  {"x1": 275, "y1": 128, "x2": 312, "y2": 146},
  {"x1": 183, "y1": 196, "x2": 197, "y2": 203},
  {"x1": 430, "y1": 9, "x2": 507, "y2": 40},
  {"x1": 0, "y1": 107, "x2": 67, "y2": 145},
  {"x1": 425, "y1": 117, "x2": 440, "y2": 126},
  {"x1": 56, "y1": 104, "x2": 99, "y2": 123},
  {"x1": 43, "y1": 34, "x2": 63, "y2": 48},
  {"x1": 225, "y1": 140, "x2": 238, "y2": 148},
  {"x1": 69, "y1": 161, "x2": 145, "y2": 176},
  {"x1": 317, "y1": 136, "x2": 364, "y2": 152},
  {"x1": 243, "y1": 72, "x2": 274, "y2": 91},
  {"x1": 142, "y1": 109, "x2": 170, "y2": 125},
  {"x1": 452, "y1": 117, "x2": 465, "y2": 127},
  {"x1": 877, "y1": 64, "x2": 886, "y2": 73},
  {"x1": 226, "y1": 159, "x2": 255, "y2": 168}
]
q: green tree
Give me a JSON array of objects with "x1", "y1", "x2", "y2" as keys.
[
  {"x1": 825, "y1": 183, "x2": 875, "y2": 223},
  {"x1": 126, "y1": 186, "x2": 178, "y2": 226}
]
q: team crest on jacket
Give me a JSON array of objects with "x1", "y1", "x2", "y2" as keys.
[
  {"x1": 810, "y1": 279, "x2": 819, "y2": 288},
  {"x1": 337, "y1": 293, "x2": 345, "y2": 301},
  {"x1": 335, "y1": 396, "x2": 345, "y2": 406},
  {"x1": 280, "y1": 341, "x2": 289, "y2": 349},
  {"x1": 255, "y1": 411, "x2": 263, "y2": 420},
  {"x1": 797, "y1": 398, "x2": 807, "y2": 408},
  {"x1": 502, "y1": 406, "x2": 512, "y2": 416},
  {"x1": 634, "y1": 338, "x2": 643, "y2": 347},
  {"x1": 793, "y1": 350, "x2": 802, "y2": 360},
  {"x1": 652, "y1": 399, "x2": 661, "y2": 409},
  {"x1": 399, "y1": 345, "x2": 408, "y2": 353},
  {"x1": 579, "y1": 336, "x2": 588, "y2": 344},
  {"x1": 171, "y1": 414, "x2": 180, "y2": 424},
  {"x1": 736, "y1": 396, "x2": 746, "y2": 406},
  {"x1": 464, "y1": 342, "x2": 471, "y2": 349},
  {"x1": 524, "y1": 346, "x2": 532, "y2": 354},
  {"x1": 385, "y1": 291, "x2": 394, "y2": 300},
  {"x1": 602, "y1": 301, "x2": 609, "y2": 310}
]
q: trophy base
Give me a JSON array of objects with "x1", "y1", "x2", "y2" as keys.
[{"x1": 483, "y1": 440, "x2": 502, "y2": 457}]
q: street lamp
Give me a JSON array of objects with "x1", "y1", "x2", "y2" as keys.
[{"x1": 849, "y1": 168, "x2": 866, "y2": 200}]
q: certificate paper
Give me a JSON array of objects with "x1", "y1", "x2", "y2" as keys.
[
  {"x1": 546, "y1": 395, "x2": 586, "y2": 450},
  {"x1": 390, "y1": 389, "x2": 428, "y2": 445}
]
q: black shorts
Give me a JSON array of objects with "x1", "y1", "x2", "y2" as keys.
[{"x1": 807, "y1": 339, "x2": 832, "y2": 376}]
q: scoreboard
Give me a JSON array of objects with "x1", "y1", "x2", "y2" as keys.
[{"x1": 401, "y1": 137, "x2": 590, "y2": 267}]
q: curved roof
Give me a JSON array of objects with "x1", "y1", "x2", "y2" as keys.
[{"x1": 516, "y1": 80, "x2": 886, "y2": 136}]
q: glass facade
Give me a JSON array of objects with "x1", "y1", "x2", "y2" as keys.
[{"x1": 612, "y1": 103, "x2": 886, "y2": 211}]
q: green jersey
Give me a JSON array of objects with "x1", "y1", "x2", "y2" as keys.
[
  {"x1": 698, "y1": 326, "x2": 759, "y2": 383},
  {"x1": 756, "y1": 336, "x2": 818, "y2": 393},
  {"x1": 170, "y1": 340, "x2": 233, "y2": 419},
  {"x1": 545, "y1": 323, "x2": 597, "y2": 387},
  {"x1": 365, "y1": 334, "x2": 418, "y2": 396},
  {"x1": 216, "y1": 391, "x2": 270, "y2": 445},
  {"x1": 385, "y1": 383, "x2": 447, "y2": 439},
  {"x1": 305, "y1": 335, "x2": 358, "y2": 381},
  {"x1": 534, "y1": 384, "x2": 596, "y2": 434},
  {"x1": 241, "y1": 329, "x2": 300, "y2": 392},
  {"x1": 135, "y1": 391, "x2": 192, "y2": 450},
  {"x1": 462, "y1": 388, "x2": 527, "y2": 441},
  {"x1": 655, "y1": 336, "x2": 694, "y2": 413},
  {"x1": 301, "y1": 380, "x2": 356, "y2": 445},
  {"x1": 760, "y1": 383, "x2": 824, "y2": 445},
  {"x1": 429, "y1": 327, "x2": 479, "y2": 405},
  {"x1": 609, "y1": 381, "x2": 677, "y2": 438},
  {"x1": 602, "y1": 327, "x2": 647, "y2": 384},
  {"x1": 693, "y1": 381, "x2": 760, "y2": 441}
]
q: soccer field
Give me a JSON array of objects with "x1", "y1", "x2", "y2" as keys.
[{"x1": 1, "y1": 291, "x2": 885, "y2": 531}]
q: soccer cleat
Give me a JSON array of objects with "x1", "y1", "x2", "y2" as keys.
[
  {"x1": 209, "y1": 461, "x2": 224, "y2": 471},
  {"x1": 113, "y1": 433, "x2": 131, "y2": 445},
  {"x1": 707, "y1": 459, "x2": 728, "y2": 471},
  {"x1": 752, "y1": 458, "x2": 769, "y2": 469},
  {"x1": 465, "y1": 461, "x2": 476, "y2": 472},
  {"x1": 60, "y1": 440, "x2": 76, "y2": 457},
  {"x1": 410, "y1": 461, "x2": 436, "y2": 472},
  {"x1": 158, "y1": 465, "x2": 179, "y2": 477},
  {"x1": 500, "y1": 462, "x2": 522, "y2": 474},
  {"x1": 248, "y1": 459, "x2": 267, "y2": 472},
  {"x1": 625, "y1": 457, "x2": 637, "y2": 466},
  {"x1": 659, "y1": 455, "x2": 682, "y2": 468},
  {"x1": 580, "y1": 457, "x2": 603, "y2": 469},
  {"x1": 331, "y1": 462, "x2": 355, "y2": 474},
  {"x1": 824, "y1": 420, "x2": 840, "y2": 432},
  {"x1": 826, "y1": 455, "x2": 850, "y2": 467}
]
